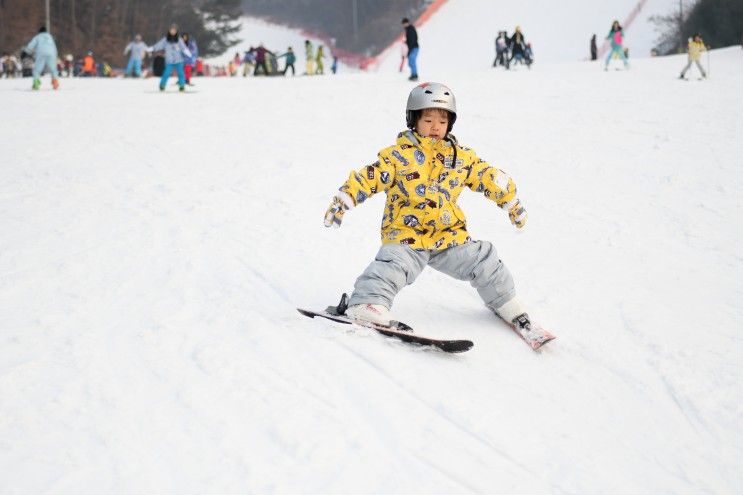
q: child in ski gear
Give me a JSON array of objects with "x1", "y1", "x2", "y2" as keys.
[
  {"x1": 494, "y1": 31, "x2": 509, "y2": 68},
  {"x1": 524, "y1": 43, "x2": 534, "y2": 68},
  {"x1": 241, "y1": 50, "x2": 255, "y2": 76},
  {"x1": 181, "y1": 33, "x2": 198, "y2": 84},
  {"x1": 25, "y1": 26, "x2": 59, "y2": 90},
  {"x1": 323, "y1": 82, "x2": 530, "y2": 329},
  {"x1": 402, "y1": 18, "x2": 419, "y2": 80},
  {"x1": 604, "y1": 20, "x2": 629, "y2": 70},
  {"x1": 315, "y1": 45, "x2": 326, "y2": 74},
  {"x1": 277, "y1": 47, "x2": 296, "y2": 75},
  {"x1": 679, "y1": 34, "x2": 707, "y2": 79},
  {"x1": 150, "y1": 24, "x2": 192, "y2": 91},
  {"x1": 124, "y1": 34, "x2": 148, "y2": 77},
  {"x1": 81, "y1": 51, "x2": 96, "y2": 76}
]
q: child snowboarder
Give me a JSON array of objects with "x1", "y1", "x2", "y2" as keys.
[
  {"x1": 604, "y1": 20, "x2": 629, "y2": 70},
  {"x1": 150, "y1": 24, "x2": 192, "y2": 91},
  {"x1": 25, "y1": 26, "x2": 59, "y2": 90},
  {"x1": 323, "y1": 82, "x2": 533, "y2": 332},
  {"x1": 679, "y1": 34, "x2": 707, "y2": 79}
]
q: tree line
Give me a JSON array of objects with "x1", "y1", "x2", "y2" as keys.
[
  {"x1": 0, "y1": 0, "x2": 242, "y2": 65},
  {"x1": 652, "y1": 0, "x2": 743, "y2": 54}
]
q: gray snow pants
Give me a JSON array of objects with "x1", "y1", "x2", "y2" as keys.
[
  {"x1": 348, "y1": 241, "x2": 515, "y2": 311},
  {"x1": 681, "y1": 59, "x2": 706, "y2": 77}
]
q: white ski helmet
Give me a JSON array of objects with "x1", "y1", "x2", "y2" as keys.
[{"x1": 406, "y1": 82, "x2": 457, "y2": 132}]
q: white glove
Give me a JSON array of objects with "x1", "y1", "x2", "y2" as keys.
[
  {"x1": 323, "y1": 192, "x2": 354, "y2": 228},
  {"x1": 504, "y1": 198, "x2": 527, "y2": 229}
]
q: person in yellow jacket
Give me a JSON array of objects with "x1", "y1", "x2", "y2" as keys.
[
  {"x1": 304, "y1": 39, "x2": 315, "y2": 75},
  {"x1": 323, "y1": 82, "x2": 533, "y2": 331},
  {"x1": 315, "y1": 44, "x2": 325, "y2": 74},
  {"x1": 680, "y1": 33, "x2": 707, "y2": 79}
]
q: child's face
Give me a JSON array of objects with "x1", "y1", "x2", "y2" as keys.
[{"x1": 415, "y1": 108, "x2": 449, "y2": 140}]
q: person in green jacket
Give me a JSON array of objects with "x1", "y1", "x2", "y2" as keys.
[
  {"x1": 315, "y1": 45, "x2": 326, "y2": 75},
  {"x1": 604, "y1": 20, "x2": 629, "y2": 70}
]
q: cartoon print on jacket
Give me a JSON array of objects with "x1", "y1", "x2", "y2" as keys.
[{"x1": 338, "y1": 130, "x2": 518, "y2": 250}]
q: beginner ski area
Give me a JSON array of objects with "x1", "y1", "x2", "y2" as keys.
[{"x1": 1, "y1": 18, "x2": 742, "y2": 495}]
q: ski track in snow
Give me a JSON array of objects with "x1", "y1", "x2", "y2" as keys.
[{"x1": 1, "y1": 40, "x2": 742, "y2": 495}]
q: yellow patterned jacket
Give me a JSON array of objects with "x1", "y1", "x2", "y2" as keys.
[
  {"x1": 338, "y1": 130, "x2": 518, "y2": 251},
  {"x1": 687, "y1": 39, "x2": 706, "y2": 61}
]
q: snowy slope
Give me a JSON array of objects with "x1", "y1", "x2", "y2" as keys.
[
  {"x1": 1, "y1": 26, "x2": 742, "y2": 495},
  {"x1": 206, "y1": 16, "x2": 329, "y2": 67},
  {"x1": 375, "y1": 0, "x2": 674, "y2": 72}
]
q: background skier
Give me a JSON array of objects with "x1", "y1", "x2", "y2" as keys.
[
  {"x1": 402, "y1": 18, "x2": 419, "y2": 80},
  {"x1": 494, "y1": 31, "x2": 509, "y2": 68},
  {"x1": 24, "y1": 26, "x2": 59, "y2": 90},
  {"x1": 304, "y1": 40, "x2": 315, "y2": 75},
  {"x1": 277, "y1": 47, "x2": 296, "y2": 76},
  {"x1": 250, "y1": 44, "x2": 274, "y2": 76},
  {"x1": 150, "y1": 24, "x2": 192, "y2": 91},
  {"x1": 123, "y1": 34, "x2": 148, "y2": 78},
  {"x1": 604, "y1": 20, "x2": 629, "y2": 70},
  {"x1": 181, "y1": 33, "x2": 198, "y2": 85},
  {"x1": 508, "y1": 26, "x2": 527, "y2": 68},
  {"x1": 679, "y1": 34, "x2": 707, "y2": 79},
  {"x1": 590, "y1": 34, "x2": 598, "y2": 60}
]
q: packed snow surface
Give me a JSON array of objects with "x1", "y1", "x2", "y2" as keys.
[
  {"x1": 1, "y1": 31, "x2": 742, "y2": 495},
  {"x1": 375, "y1": 0, "x2": 675, "y2": 69}
]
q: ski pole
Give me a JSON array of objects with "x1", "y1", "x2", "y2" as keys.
[{"x1": 707, "y1": 47, "x2": 710, "y2": 78}]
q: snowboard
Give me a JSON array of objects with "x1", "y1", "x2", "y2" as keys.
[{"x1": 297, "y1": 294, "x2": 473, "y2": 353}]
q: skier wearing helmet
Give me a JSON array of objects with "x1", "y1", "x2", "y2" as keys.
[{"x1": 323, "y1": 82, "x2": 536, "y2": 337}]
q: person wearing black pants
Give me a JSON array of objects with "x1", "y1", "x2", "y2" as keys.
[{"x1": 250, "y1": 44, "x2": 273, "y2": 76}]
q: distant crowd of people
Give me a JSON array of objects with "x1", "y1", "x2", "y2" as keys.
[
  {"x1": 493, "y1": 26, "x2": 533, "y2": 69},
  {"x1": 224, "y1": 38, "x2": 338, "y2": 78},
  {"x1": 0, "y1": 23, "x2": 344, "y2": 91},
  {"x1": 2, "y1": 17, "x2": 725, "y2": 90}
]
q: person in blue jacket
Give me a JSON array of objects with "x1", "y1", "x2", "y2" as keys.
[
  {"x1": 25, "y1": 26, "x2": 59, "y2": 90},
  {"x1": 124, "y1": 34, "x2": 148, "y2": 77},
  {"x1": 277, "y1": 47, "x2": 296, "y2": 75},
  {"x1": 150, "y1": 24, "x2": 192, "y2": 91}
]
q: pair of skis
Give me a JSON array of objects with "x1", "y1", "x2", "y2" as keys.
[{"x1": 297, "y1": 294, "x2": 555, "y2": 354}]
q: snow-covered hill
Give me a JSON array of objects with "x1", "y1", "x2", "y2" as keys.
[
  {"x1": 1, "y1": 19, "x2": 742, "y2": 495},
  {"x1": 374, "y1": 0, "x2": 675, "y2": 71}
]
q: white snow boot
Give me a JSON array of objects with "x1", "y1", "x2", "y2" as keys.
[
  {"x1": 494, "y1": 297, "x2": 531, "y2": 328},
  {"x1": 346, "y1": 303, "x2": 392, "y2": 326}
]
